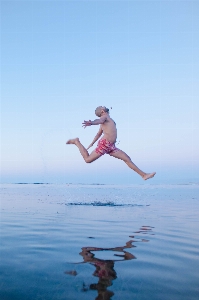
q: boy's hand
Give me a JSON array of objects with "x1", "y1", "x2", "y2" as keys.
[
  {"x1": 87, "y1": 143, "x2": 93, "y2": 150},
  {"x1": 82, "y1": 120, "x2": 92, "y2": 128}
]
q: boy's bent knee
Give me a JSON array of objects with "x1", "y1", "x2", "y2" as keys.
[
  {"x1": 85, "y1": 153, "x2": 101, "y2": 163},
  {"x1": 85, "y1": 158, "x2": 92, "y2": 163}
]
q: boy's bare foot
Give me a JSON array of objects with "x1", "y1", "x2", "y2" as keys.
[
  {"x1": 66, "y1": 138, "x2": 79, "y2": 145},
  {"x1": 142, "y1": 172, "x2": 156, "y2": 180}
]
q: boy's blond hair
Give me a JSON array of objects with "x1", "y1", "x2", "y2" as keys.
[{"x1": 95, "y1": 106, "x2": 109, "y2": 117}]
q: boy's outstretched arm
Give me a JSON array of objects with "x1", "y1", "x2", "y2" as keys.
[
  {"x1": 87, "y1": 127, "x2": 103, "y2": 150},
  {"x1": 82, "y1": 116, "x2": 107, "y2": 128}
]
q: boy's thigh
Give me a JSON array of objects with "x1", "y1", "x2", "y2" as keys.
[
  {"x1": 109, "y1": 149, "x2": 130, "y2": 161},
  {"x1": 86, "y1": 150, "x2": 102, "y2": 163}
]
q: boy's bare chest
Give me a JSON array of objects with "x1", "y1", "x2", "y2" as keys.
[{"x1": 101, "y1": 120, "x2": 116, "y2": 132}]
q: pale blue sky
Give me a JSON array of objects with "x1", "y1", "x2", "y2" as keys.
[{"x1": 1, "y1": 0, "x2": 199, "y2": 184}]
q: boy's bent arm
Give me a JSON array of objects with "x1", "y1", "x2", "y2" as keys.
[
  {"x1": 91, "y1": 116, "x2": 106, "y2": 125},
  {"x1": 87, "y1": 127, "x2": 103, "y2": 150},
  {"x1": 82, "y1": 116, "x2": 106, "y2": 128}
]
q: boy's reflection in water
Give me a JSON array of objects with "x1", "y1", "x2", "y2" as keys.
[
  {"x1": 79, "y1": 240, "x2": 136, "y2": 300},
  {"x1": 65, "y1": 226, "x2": 153, "y2": 300}
]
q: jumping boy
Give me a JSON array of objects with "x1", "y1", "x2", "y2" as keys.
[{"x1": 66, "y1": 106, "x2": 156, "y2": 180}]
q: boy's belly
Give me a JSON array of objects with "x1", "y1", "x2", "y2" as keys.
[{"x1": 101, "y1": 134, "x2": 117, "y2": 144}]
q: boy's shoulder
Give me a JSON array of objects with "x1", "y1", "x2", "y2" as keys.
[{"x1": 100, "y1": 115, "x2": 108, "y2": 122}]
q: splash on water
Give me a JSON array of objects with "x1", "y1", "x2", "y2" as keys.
[{"x1": 65, "y1": 201, "x2": 146, "y2": 207}]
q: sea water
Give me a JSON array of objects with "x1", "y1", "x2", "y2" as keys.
[{"x1": 0, "y1": 184, "x2": 199, "y2": 300}]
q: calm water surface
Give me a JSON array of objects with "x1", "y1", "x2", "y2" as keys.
[{"x1": 0, "y1": 184, "x2": 199, "y2": 300}]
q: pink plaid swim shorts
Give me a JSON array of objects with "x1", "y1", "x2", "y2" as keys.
[{"x1": 95, "y1": 138, "x2": 119, "y2": 155}]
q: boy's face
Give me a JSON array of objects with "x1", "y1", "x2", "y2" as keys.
[{"x1": 101, "y1": 106, "x2": 109, "y2": 113}]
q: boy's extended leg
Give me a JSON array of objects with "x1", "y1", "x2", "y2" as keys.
[
  {"x1": 109, "y1": 150, "x2": 156, "y2": 180},
  {"x1": 66, "y1": 138, "x2": 101, "y2": 163}
]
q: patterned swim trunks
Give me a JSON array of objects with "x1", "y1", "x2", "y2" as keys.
[{"x1": 95, "y1": 138, "x2": 119, "y2": 155}]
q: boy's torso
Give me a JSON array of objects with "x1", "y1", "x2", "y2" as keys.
[{"x1": 101, "y1": 116, "x2": 117, "y2": 144}]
